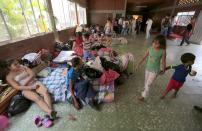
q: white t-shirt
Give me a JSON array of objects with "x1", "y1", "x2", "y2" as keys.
[
  {"x1": 146, "y1": 19, "x2": 153, "y2": 30},
  {"x1": 118, "y1": 18, "x2": 123, "y2": 25},
  {"x1": 132, "y1": 19, "x2": 136, "y2": 28},
  {"x1": 123, "y1": 21, "x2": 129, "y2": 28}
]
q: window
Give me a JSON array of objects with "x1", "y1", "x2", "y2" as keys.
[
  {"x1": 0, "y1": 0, "x2": 51, "y2": 42},
  {"x1": 178, "y1": 0, "x2": 201, "y2": 5},
  {"x1": 0, "y1": 11, "x2": 10, "y2": 41},
  {"x1": 51, "y1": 0, "x2": 77, "y2": 30},
  {"x1": 0, "y1": 0, "x2": 87, "y2": 43},
  {"x1": 77, "y1": 5, "x2": 87, "y2": 25},
  {"x1": 174, "y1": 11, "x2": 195, "y2": 26}
]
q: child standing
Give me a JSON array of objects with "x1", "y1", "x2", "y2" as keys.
[
  {"x1": 72, "y1": 32, "x2": 83, "y2": 56},
  {"x1": 136, "y1": 35, "x2": 167, "y2": 101},
  {"x1": 82, "y1": 33, "x2": 92, "y2": 61},
  {"x1": 160, "y1": 53, "x2": 196, "y2": 99}
]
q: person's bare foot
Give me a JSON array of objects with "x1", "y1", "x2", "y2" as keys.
[{"x1": 138, "y1": 97, "x2": 144, "y2": 102}]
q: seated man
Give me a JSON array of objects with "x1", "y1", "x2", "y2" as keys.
[{"x1": 66, "y1": 57, "x2": 99, "y2": 110}]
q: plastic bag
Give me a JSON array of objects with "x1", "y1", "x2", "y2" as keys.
[{"x1": 7, "y1": 93, "x2": 31, "y2": 117}]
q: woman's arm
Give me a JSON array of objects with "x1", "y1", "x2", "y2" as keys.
[
  {"x1": 161, "y1": 50, "x2": 167, "y2": 73},
  {"x1": 6, "y1": 75, "x2": 33, "y2": 90},
  {"x1": 22, "y1": 67, "x2": 35, "y2": 86},
  {"x1": 135, "y1": 49, "x2": 149, "y2": 71},
  {"x1": 72, "y1": 41, "x2": 76, "y2": 50}
]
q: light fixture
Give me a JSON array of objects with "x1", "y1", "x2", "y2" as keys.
[{"x1": 136, "y1": 5, "x2": 148, "y2": 8}]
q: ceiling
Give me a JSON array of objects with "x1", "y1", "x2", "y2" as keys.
[
  {"x1": 127, "y1": 0, "x2": 166, "y2": 6},
  {"x1": 126, "y1": 0, "x2": 174, "y2": 12}
]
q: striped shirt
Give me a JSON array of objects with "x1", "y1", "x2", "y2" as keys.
[{"x1": 83, "y1": 42, "x2": 92, "y2": 51}]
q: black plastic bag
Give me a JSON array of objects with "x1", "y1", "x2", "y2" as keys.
[
  {"x1": 83, "y1": 67, "x2": 102, "y2": 80},
  {"x1": 100, "y1": 57, "x2": 121, "y2": 73},
  {"x1": 7, "y1": 93, "x2": 31, "y2": 117}
]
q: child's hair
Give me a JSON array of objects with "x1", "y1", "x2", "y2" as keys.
[
  {"x1": 71, "y1": 57, "x2": 81, "y2": 68},
  {"x1": 181, "y1": 53, "x2": 195, "y2": 63},
  {"x1": 82, "y1": 33, "x2": 90, "y2": 39},
  {"x1": 76, "y1": 32, "x2": 82, "y2": 37},
  {"x1": 153, "y1": 35, "x2": 166, "y2": 49}
]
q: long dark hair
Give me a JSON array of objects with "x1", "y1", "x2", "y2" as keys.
[{"x1": 0, "y1": 59, "x2": 16, "y2": 82}]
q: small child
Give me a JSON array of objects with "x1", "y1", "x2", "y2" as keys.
[
  {"x1": 136, "y1": 35, "x2": 167, "y2": 101},
  {"x1": 160, "y1": 53, "x2": 196, "y2": 99},
  {"x1": 66, "y1": 57, "x2": 83, "y2": 110},
  {"x1": 72, "y1": 32, "x2": 83, "y2": 56},
  {"x1": 66, "y1": 57, "x2": 98, "y2": 110},
  {"x1": 82, "y1": 33, "x2": 92, "y2": 61}
]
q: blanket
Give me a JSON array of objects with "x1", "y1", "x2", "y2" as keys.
[{"x1": 39, "y1": 68, "x2": 67, "y2": 102}]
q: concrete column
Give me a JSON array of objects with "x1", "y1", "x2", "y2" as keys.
[{"x1": 46, "y1": 0, "x2": 60, "y2": 42}]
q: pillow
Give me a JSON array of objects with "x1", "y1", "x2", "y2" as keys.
[
  {"x1": 53, "y1": 51, "x2": 75, "y2": 63},
  {"x1": 37, "y1": 67, "x2": 52, "y2": 78}
]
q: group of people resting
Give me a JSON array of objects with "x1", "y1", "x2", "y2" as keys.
[
  {"x1": 4, "y1": 29, "x2": 130, "y2": 126},
  {"x1": 4, "y1": 33, "x2": 200, "y2": 127}
]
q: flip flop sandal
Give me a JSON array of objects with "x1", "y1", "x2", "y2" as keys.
[
  {"x1": 33, "y1": 116, "x2": 42, "y2": 127},
  {"x1": 50, "y1": 111, "x2": 57, "y2": 120},
  {"x1": 42, "y1": 116, "x2": 53, "y2": 128}
]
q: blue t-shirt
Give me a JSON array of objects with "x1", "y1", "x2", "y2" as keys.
[
  {"x1": 66, "y1": 67, "x2": 81, "y2": 89},
  {"x1": 172, "y1": 64, "x2": 191, "y2": 83}
]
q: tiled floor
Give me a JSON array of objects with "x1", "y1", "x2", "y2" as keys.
[{"x1": 8, "y1": 34, "x2": 202, "y2": 131}]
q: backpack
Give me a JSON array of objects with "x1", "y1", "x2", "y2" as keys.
[
  {"x1": 83, "y1": 67, "x2": 103, "y2": 80},
  {"x1": 7, "y1": 93, "x2": 31, "y2": 117}
]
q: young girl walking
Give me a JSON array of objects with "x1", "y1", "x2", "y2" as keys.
[{"x1": 136, "y1": 35, "x2": 167, "y2": 101}]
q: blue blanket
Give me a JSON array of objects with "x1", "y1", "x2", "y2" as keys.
[{"x1": 39, "y1": 68, "x2": 67, "y2": 102}]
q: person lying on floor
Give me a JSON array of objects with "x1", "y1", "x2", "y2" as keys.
[
  {"x1": 6, "y1": 60, "x2": 57, "y2": 120},
  {"x1": 66, "y1": 57, "x2": 99, "y2": 110}
]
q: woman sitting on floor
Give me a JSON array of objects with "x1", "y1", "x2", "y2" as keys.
[{"x1": 6, "y1": 60, "x2": 57, "y2": 119}]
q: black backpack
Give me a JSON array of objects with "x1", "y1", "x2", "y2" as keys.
[
  {"x1": 7, "y1": 93, "x2": 31, "y2": 117},
  {"x1": 83, "y1": 67, "x2": 103, "y2": 80}
]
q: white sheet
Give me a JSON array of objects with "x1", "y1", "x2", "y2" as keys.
[{"x1": 53, "y1": 51, "x2": 75, "y2": 63}]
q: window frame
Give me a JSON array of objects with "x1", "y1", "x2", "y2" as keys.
[
  {"x1": 0, "y1": 0, "x2": 87, "y2": 45},
  {"x1": 174, "y1": 11, "x2": 195, "y2": 26}
]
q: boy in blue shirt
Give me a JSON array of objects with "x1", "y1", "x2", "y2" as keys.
[{"x1": 161, "y1": 53, "x2": 196, "y2": 99}]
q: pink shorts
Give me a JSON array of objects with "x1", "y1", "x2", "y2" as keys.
[{"x1": 166, "y1": 79, "x2": 183, "y2": 92}]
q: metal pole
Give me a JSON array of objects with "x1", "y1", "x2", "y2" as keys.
[
  {"x1": 68, "y1": 2, "x2": 72, "y2": 26},
  {"x1": 171, "y1": 0, "x2": 178, "y2": 17},
  {"x1": 29, "y1": 0, "x2": 40, "y2": 33},
  {"x1": 19, "y1": 0, "x2": 31, "y2": 35},
  {"x1": 75, "y1": 3, "x2": 79, "y2": 25},
  {"x1": 0, "y1": 9, "x2": 12, "y2": 40},
  {"x1": 37, "y1": 0, "x2": 46, "y2": 32},
  {"x1": 61, "y1": 0, "x2": 68, "y2": 28},
  {"x1": 46, "y1": 0, "x2": 59, "y2": 42}
]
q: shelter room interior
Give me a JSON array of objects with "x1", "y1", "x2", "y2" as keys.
[{"x1": 0, "y1": 0, "x2": 202, "y2": 131}]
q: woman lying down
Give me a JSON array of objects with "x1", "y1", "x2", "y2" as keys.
[
  {"x1": 6, "y1": 60, "x2": 57, "y2": 127},
  {"x1": 66, "y1": 57, "x2": 99, "y2": 110}
]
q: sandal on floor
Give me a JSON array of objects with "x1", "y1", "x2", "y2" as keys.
[
  {"x1": 50, "y1": 111, "x2": 57, "y2": 120},
  {"x1": 33, "y1": 116, "x2": 43, "y2": 127},
  {"x1": 42, "y1": 115, "x2": 53, "y2": 128}
]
